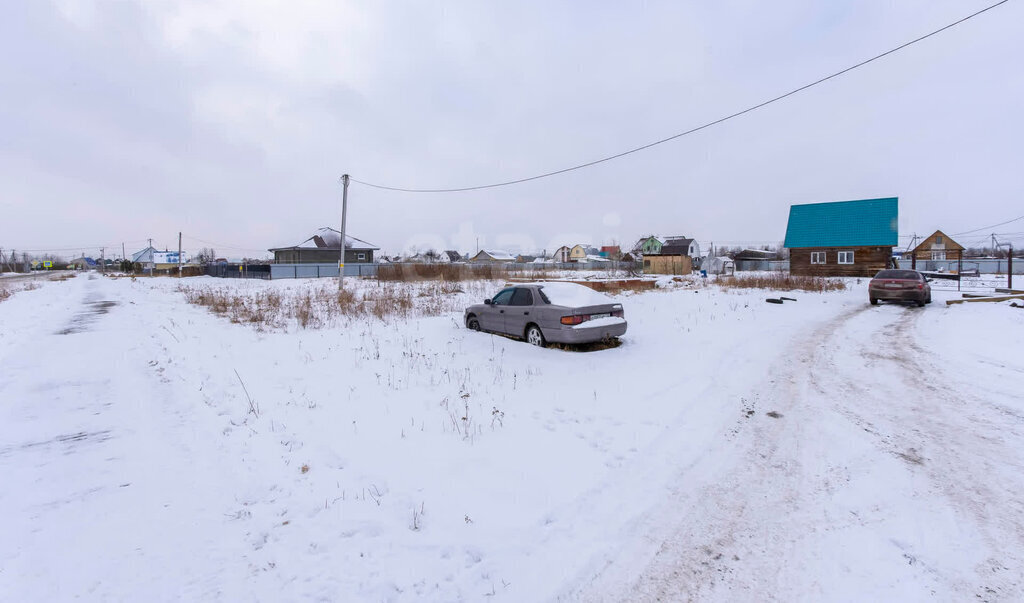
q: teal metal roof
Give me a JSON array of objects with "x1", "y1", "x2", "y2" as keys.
[{"x1": 784, "y1": 197, "x2": 898, "y2": 248}]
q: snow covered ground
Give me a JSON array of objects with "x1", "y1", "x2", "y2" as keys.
[{"x1": 1, "y1": 273, "x2": 1022, "y2": 601}]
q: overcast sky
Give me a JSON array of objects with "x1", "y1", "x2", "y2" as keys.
[{"x1": 2, "y1": 0, "x2": 1022, "y2": 259}]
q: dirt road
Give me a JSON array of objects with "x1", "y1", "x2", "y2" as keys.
[{"x1": 572, "y1": 302, "x2": 1024, "y2": 601}]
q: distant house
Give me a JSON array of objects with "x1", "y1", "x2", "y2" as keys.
[
  {"x1": 552, "y1": 246, "x2": 572, "y2": 263},
  {"x1": 784, "y1": 197, "x2": 898, "y2": 277},
  {"x1": 909, "y1": 230, "x2": 964, "y2": 268},
  {"x1": 621, "y1": 252, "x2": 637, "y2": 263},
  {"x1": 634, "y1": 236, "x2": 664, "y2": 256},
  {"x1": 733, "y1": 249, "x2": 780, "y2": 272},
  {"x1": 68, "y1": 257, "x2": 98, "y2": 270},
  {"x1": 132, "y1": 246, "x2": 157, "y2": 268},
  {"x1": 516, "y1": 254, "x2": 537, "y2": 263},
  {"x1": 569, "y1": 245, "x2": 588, "y2": 262},
  {"x1": 469, "y1": 250, "x2": 515, "y2": 263},
  {"x1": 733, "y1": 249, "x2": 778, "y2": 261},
  {"x1": 268, "y1": 227, "x2": 379, "y2": 264},
  {"x1": 661, "y1": 237, "x2": 700, "y2": 258},
  {"x1": 443, "y1": 250, "x2": 462, "y2": 263},
  {"x1": 599, "y1": 245, "x2": 621, "y2": 259}
]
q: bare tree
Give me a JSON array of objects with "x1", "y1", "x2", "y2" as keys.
[{"x1": 195, "y1": 247, "x2": 217, "y2": 264}]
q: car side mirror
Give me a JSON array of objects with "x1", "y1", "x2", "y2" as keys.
[{"x1": 484, "y1": 299, "x2": 492, "y2": 305}]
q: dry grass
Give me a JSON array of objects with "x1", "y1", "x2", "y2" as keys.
[
  {"x1": 177, "y1": 281, "x2": 479, "y2": 330},
  {"x1": 716, "y1": 273, "x2": 846, "y2": 292},
  {"x1": 0, "y1": 281, "x2": 42, "y2": 303}
]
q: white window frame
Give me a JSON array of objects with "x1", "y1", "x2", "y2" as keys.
[
  {"x1": 357, "y1": 252, "x2": 366, "y2": 261},
  {"x1": 931, "y1": 251, "x2": 945, "y2": 261},
  {"x1": 837, "y1": 251, "x2": 855, "y2": 265},
  {"x1": 810, "y1": 251, "x2": 826, "y2": 264}
]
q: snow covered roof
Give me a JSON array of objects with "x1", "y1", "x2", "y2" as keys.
[
  {"x1": 269, "y1": 227, "x2": 379, "y2": 251},
  {"x1": 475, "y1": 250, "x2": 515, "y2": 261},
  {"x1": 131, "y1": 246, "x2": 157, "y2": 263}
]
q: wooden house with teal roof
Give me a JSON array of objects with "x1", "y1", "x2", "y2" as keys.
[{"x1": 784, "y1": 197, "x2": 898, "y2": 277}]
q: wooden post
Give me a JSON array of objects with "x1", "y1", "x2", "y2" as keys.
[
  {"x1": 957, "y1": 251, "x2": 962, "y2": 292},
  {"x1": 1009, "y1": 245, "x2": 1014, "y2": 290}
]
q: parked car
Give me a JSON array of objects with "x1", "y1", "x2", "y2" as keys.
[
  {"x1": 869, "y1": 269, "x2": 932, "y2": 307},
  {"x1": 464, "y1": 282, "x2": 627, "y2": 346}
]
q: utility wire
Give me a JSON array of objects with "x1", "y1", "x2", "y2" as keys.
[
  {"x1": 351, "y1": 0, "x2": 1010, "y2": 193},
  {"x1": 952, "y1": 213, "x2": 1024, "y2": 236}
]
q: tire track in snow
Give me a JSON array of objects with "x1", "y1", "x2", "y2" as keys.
[
  {"x1": 573, "y1": 301, "x2": 1024, "y2": 601},
  {"x1": 567, "y1": 304, "x2": 874, "y2": 601}
]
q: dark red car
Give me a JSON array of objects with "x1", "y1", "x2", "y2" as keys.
[{"x1": 869, "y1": 269, "x2": 932, "y2": 307}]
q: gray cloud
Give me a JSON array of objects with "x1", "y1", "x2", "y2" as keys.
[{"x1": 2, "y1": 0, "x2": 1022, "y2": 258}]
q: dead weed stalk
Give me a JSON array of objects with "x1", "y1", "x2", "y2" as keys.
[{"x1": 716, "y1": 273, "x2": 846, "y2": 292}]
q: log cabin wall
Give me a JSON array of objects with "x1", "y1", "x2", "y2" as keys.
[{"x1": 790, "y1": 246, "x2": 892, "y2": 277}]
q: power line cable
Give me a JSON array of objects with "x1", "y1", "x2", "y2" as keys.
[
  {"x1": 952, "y1": 213, "x2": 1024, "y2": 236},
  {"x1": 12, "y1": 240, "x2": 149, "y2": 253},
  {"x1": 351, "y1": 0, "x2": 1010, "y2": 193}
]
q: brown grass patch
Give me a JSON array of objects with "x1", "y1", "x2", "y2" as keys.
[
  {"x1": 717, "y1": 273, "x2": 845, "y2": 292},
  {"x1": 179, "y1": 283, "x2": 425, "y2": 330}
]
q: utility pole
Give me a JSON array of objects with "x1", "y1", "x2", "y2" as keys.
[
  {"x1": 338, "y1": 174, "x2": 350, "y2": 291},
  {"x1": 178, "y1": 232, "x2": 183, "y2": 278},
  {"x1": 122, "y1": 242, "x2": 126, "y2": 270},
  {"x1": 1009, "y1": 243, "x2": 1014, "y2": 290},
  {"x1": 100, "y1": 247, "x2": 105, "y2": 273}
]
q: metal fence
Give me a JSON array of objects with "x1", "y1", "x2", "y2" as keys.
[
  {"x1": 269, "y1": 263, "x2": 378, "y2": 279},
  {"x1": 907, "y1": 258, "x2": 1022, "y2": 275},
  {"x1": 735, "y1": 260, "x2": 790, "y2": 272},
  {"x1": 205, "y1": 263, "x2": 271, "y2": 279}
]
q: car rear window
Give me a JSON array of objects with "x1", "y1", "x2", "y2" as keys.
[
  {"x1": 537, "y1": 289, "x2": 552, "y2": 304},
  {"x1": 874, "y1": 270, "x2": 921, "y2": 280}
]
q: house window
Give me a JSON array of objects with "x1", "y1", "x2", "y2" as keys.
[
  {"x1": 931, "y1": 251, "x2": 946, "y2": 261},
  {"x1": 837, "y1": 251, "x2": 855, "y2": 264},
  {"x1": 935, "y1": 235, "x2": 943, "y2": 244},
  {"x1": 810, "y1": 251, "x2": 826, "y2": 264},
  {"x1": 357, "y1": 253, "x2": 366, "y2": 261}
]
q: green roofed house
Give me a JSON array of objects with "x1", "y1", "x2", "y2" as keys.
[{"x1": 784, "y1": 197, "x2": 898, "y2": 277}]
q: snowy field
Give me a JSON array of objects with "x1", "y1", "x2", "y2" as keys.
[{"x1": 2, "y1": 273, "x2": 1023, "y2": 601}]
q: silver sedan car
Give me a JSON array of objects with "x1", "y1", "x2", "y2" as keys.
[{"x1": 464, "y1": 282, "x2": 627, "y2": 346}]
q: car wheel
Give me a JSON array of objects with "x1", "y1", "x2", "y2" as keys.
[
  {"x1": 467, "y1": 317, "x2": 481, "y2": 331},
  {"x1": 926, "y1": 295, "x2": 932, "y2": 304},
  {"x1": 525, "y1": 324, "x2": 546, "y2": 347},
  {"x1": 916, "y1": 299, "x2": 925, "y2": 307},
  {"x1": 870, "y1": 298, "x2": 878, "y2": 305}
]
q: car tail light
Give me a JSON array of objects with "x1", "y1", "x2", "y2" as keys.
[
  {"x1": 612, "y1": 310, "x2": 624, "y2": 318},
  {"x1": 560, "y1": 315, "x2": 586, "y2": 325},
  {"x1": 917, "y1": 283, "x2": 924, "y2": 290}
]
